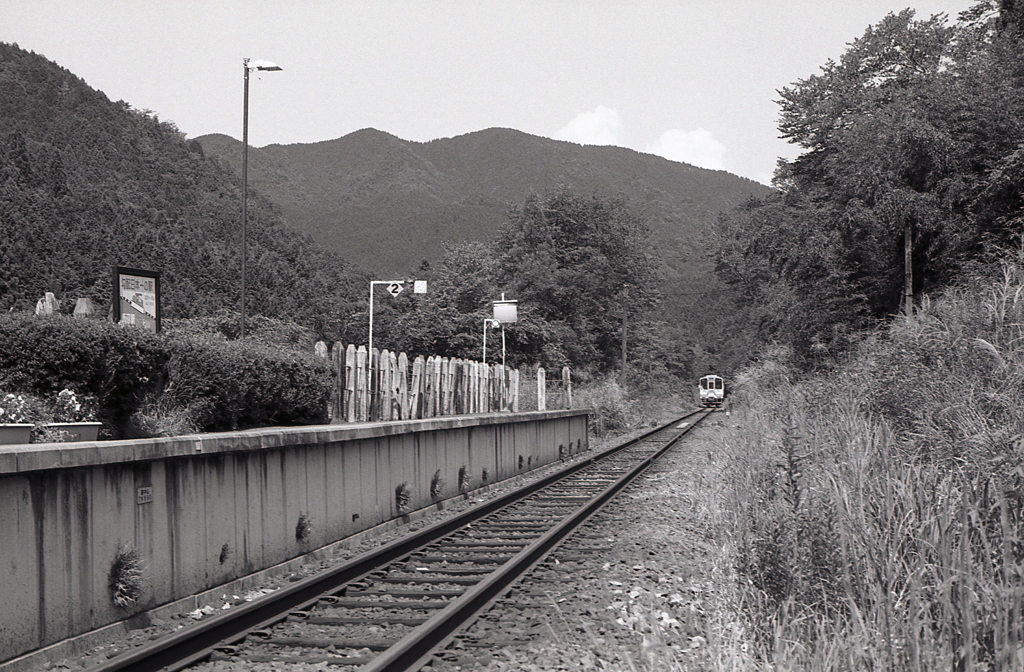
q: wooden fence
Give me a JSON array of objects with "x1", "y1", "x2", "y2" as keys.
[
  {"x1": 517, "y1": 365, "x2": 574, "y2": 412},
  {"x1": 315, "y1": 343, "x2": 571, "y2": 423}
]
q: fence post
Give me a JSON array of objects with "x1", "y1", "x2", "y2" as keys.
[
  {"x1": 497, "y1": 364, "x2": 506, "y2": 411},
  {"x1": 379, "y1": 350, "x2": 392, "y2": 421},
  {"x1": 483, "y1": 364, "x2": 491, "y2": 412},
  {"x1": 356, "y1": 346, "x2": 368, "y2": 422},
  {"x1": 329, "y1": 342, "x2": 344, "y2": 422},
  {"x1": 432, "y1": 356, "x2": 443, "y2": 417},
  {"x1": 439, "y1": 357, "x2": 450, "y2": 416},
  {"x1": 537, "y1": 367, "x2": 546, "y2": 411},
  {"x1": 369, "y1": 347, "x2": 382, "y2": 421},
  {"x1": 562, "y1": 366, "x2": 572, "y2": 409},
  {"x1": 511, "y1": 368, "x2": 519, "y2": 412},
  {"x1": 504, "y1": 365, "x2": 512, "y2": 411},
  {"x1": 446, "y1": 358, "x2": 456, "y2": 415},
  {"x1": 385, "y1": 350, "x2": 398, "y2": 420},
  {"x1": 492, "y1": 364, "x2": 499, "y2": 412},
  {"x1": 422, "y1": 356, "x2": 433, "y2": 417},
  {"x1": 410, "y1": 356, "x2": 425, "y2": 419},
  {"x1": 345, "y1": 345, "x2": 357, "y2": 422},
  {"x1": 452, "y1": 360, "x2": 463, "y2": 414},
  {"x1": 389, "y1": 350, "x2": 399, "y2": 421},
  {"x1": 397, "y1": 352, "x2": 409, "y2": 419},
  {"x1": 493, "y1": 364, "x2": 500, "y2": 412},
  {"x1": 475, "y1": 364, "x2": 483, "y2": 411}
]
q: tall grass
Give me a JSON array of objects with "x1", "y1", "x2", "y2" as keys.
[
  {"x1": 573, "y1": 377, "x2": 684, "y2": 436},
  {"x1": 705, "y1": 259, "x2": 1024, "y2": 670}
]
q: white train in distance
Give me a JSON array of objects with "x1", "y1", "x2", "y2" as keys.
[{"x1": 698, "y1": 374, "x2": 725, "y2": 408}]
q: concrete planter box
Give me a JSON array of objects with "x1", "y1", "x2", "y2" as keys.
[
  {"x1": 40, "y1": 421, "x2": 102, "y2": 442},
  {"x1": 0, "y1": 424, "x2": 33, "y2": 445}
]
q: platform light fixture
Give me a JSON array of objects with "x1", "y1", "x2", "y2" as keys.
[{"x1": 491, "y1": 295, "x2": 518, "y2": 368}]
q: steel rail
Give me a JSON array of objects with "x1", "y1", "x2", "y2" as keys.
[
  {"x1": 360, "y1": 410, "x2": 710, "y2": 672},
  {"x1": 91, "y1": 410, "x2": 707, "y2": 672}
]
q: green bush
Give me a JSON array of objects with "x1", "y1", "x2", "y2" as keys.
[
  {"x1": 572, "y1": 379, "x2": 630, "y2": 435},
  {"x1": 159, "y1": 333, "x2": 331, "y2": 431},
  {"x1": 0, "y1": 314, "x2": 166, "y2": 433},
  {"x1": 0, "y1": 313, "x2": 331, "y2": 436}
]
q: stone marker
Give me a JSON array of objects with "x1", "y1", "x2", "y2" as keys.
[
  {"x1": 74, "y1": 297, "x2": 95, "y2": 317},
  {"x1": 314, "y1": 341, "x2": 328, "y2": 359},
  {"x1": 35, "y1": 292, "x2": 59, "y2": 316}
]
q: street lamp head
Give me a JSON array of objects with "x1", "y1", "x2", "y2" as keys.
[{"x1": 245, "y1": 59, "x2": 283, "y2": 71}]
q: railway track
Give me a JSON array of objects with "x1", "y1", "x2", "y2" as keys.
[{"x1": 94, "y1": 409, "x2": 712, "y2": 672}]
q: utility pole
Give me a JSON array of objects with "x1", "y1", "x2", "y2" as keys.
[
  {"x1": 903, "y1": 220, "x2": 913, "y2": 316},
  {"x1": 620, "y1": 285, "x2": 628, "y2": 386}
]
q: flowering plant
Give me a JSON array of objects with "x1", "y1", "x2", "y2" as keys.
[
  {"x1": 0, "y1": 393, "x2": 31, "y2": 424},
  {"x1": 52, "y1": 389, "x2": 96, "y2": 423}
]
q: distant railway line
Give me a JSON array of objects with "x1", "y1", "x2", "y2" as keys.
[{"x1": 89, "y1": 409, "x2": 713, "y2": 672}]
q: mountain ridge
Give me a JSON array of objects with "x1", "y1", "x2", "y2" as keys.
[{"x1": 197, "y1": 127, "x2": 771, "y2": 274}]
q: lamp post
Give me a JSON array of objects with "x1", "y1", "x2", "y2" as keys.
[{"x1": 241, "y1": 58, "x2": 282, "y2": 339}]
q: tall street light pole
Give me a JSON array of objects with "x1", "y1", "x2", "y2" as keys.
[{"x1": 241, "y1": 58, "x2": 282, "y2": 339}]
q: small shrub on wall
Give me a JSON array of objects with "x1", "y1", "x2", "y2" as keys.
[
  {"x1": 159, "y1": 334, "x2": 331, "y2": 431},
  {"x1": 0, "y1": 314, "x2": 166, "y2": 432},
  {"x1": 0, "y1": 313, "x2": 331, "y2": 436}
]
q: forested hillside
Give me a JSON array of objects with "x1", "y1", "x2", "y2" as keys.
[
  {"x1": 0, "y1": 43, "x2": 366, "y2": 336},
  {"x1": 690, "y1": 6, "x2": 1024, "y2": 669}
]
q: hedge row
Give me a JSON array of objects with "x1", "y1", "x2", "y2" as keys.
[{"x1": 0, "y1": 314, "x2": 331, "y2": 436}]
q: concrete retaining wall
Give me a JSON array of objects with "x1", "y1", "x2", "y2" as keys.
[{"x1": 0, "y1": 410, "x2": 589, "y2": 663}]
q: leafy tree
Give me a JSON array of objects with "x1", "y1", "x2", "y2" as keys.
[
  {"x1": 715, "y1": 4, "x2": 1024, "y2": 361},
  {"x1": 361, "y1": 188, "x2": 670, "y2": 376},
  {"x1": 492, "y1": 187, "x2": 662, "y2": 371},
  {"x1": 387, "y1": 242, "x2": 497, "y2": 360}
]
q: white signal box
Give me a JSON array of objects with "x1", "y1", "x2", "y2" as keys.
[{"x1": 413, "y1": 280, "x2": 427, "y2": 294}]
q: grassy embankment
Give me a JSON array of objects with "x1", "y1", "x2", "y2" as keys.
[{"x1": 677, "y1": 259, "x2": 1024, "y2": 671}]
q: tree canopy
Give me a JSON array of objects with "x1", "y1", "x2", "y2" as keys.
[
  {"x1": 713, "y1": 2, "x2": 1024, "y2": 361},
  {"x1": 375, "y1": 187, "x2": 669, "y2": 377}
]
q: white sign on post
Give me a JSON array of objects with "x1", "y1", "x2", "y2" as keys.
[
  {"x1": 387, "y1": 282, "x2": 404, "y2": 297},
  {"x1": 413, "y1": 280, "x2": 427, "y2": 294}
]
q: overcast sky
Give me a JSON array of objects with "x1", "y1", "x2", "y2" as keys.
[{"x1": 3, "y1": 0, "x2": 975, "y2": 185}]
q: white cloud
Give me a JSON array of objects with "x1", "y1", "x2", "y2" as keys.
[
  {"x1": 553, "y1": 106, "x2": 622, "y2": 146},
  {"x1": 646, "y1": 128, "x2": 726, "y2": 171}
]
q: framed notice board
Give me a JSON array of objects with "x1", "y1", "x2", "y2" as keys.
[{"x1": 112, "y1": 266, "x2": 161, "y2": 333}]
